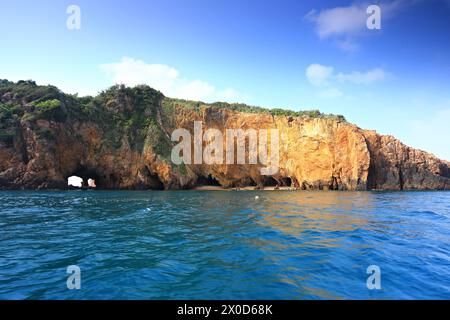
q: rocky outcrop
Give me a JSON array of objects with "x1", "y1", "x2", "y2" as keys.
[
  {"x1": 0, "y1": 80, "x2": 449, "y2": 190},
  {"x1": 363, "y1": 131, "x2": 450, "y2": 190}
]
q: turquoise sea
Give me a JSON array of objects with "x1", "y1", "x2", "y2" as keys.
[{"x1": 0, "y1": 190, "x2": 449, "y2": 299}]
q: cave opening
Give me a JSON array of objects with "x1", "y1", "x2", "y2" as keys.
[
  {"x1": 279, "y1": 177, "x2": 292, "y2": 187},
  {"x1": 366, "y1": 161, "x2": 377, "y2": 190},
  {"x1": 138, "y1": 166, "x2": 165, "y2": 190},
  {"x1": 67, "y1": 165, "x2": 102, "y2": 189},
  {"x1": 398, "y1": 166, "x2": 404, "y2": 191},
  {"x1": 67, "y1": 176, "x2": 83, "y2": 188},
  {"x1": 246, "y1": 178, "x2": 257, "y2": 187},
  {"x1": 197, "y1": 174, "x2": 221, "y2": 186},
  {"x1": 147, "y1": 172, "x2": 164, "y2": 190},
  {"x1": 231, "y1": 178, "x2": 256, "y2": 189},
  {"x1": 263, "y1": 176, "x2": 278, "y2": 187}
]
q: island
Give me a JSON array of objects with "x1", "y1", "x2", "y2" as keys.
[{"x1": 0, "y1": 79, "x2": 449, "y2": 191}]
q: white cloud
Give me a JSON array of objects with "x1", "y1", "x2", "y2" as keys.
[
  {"x1": 100, "y1": 57, "x2": 241, "y2": 102},
  {"x1": 305, "y1": 1, "x2": 408, "y2": 51},
  {"x1": 174, "y1": 79, "x2": 215, "y2": 101},
  {"x1": 306, "y1": 63, "x2": 388, "y2": 87},
  {"x1": 305, "y1": 5, "x2": 367, "y2": 39},
  {"x1": 336, "y1": 68, "x2": 388, "y2": 84},
  {"x1": 100, "y1": 58, "x2": 178, "y2": 91},
  {"x1": 305, "y1": 63, "x2": 389, "y2": 99},
  {"x1": 305, "y1": 64, "x2": 334, "y2": 86}
]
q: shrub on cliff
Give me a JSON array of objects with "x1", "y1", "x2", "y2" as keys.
[
  {"x1": 163, "y1": 97, "x2": 346, "y2": 121},
  {"x1": 0, "y1": 79, "x2": 61, "y2": 104},
  {"x1": 25, "y1": 99, "x2": 66, "y2": 122},
  {"x1": 0, "y1": 102, "x2": 20, "y2": 145},
  {"x1": 144, "y1": 119, "x2": 172, "y2": 159},
  {"x1": 35, "y1": 99, "x2": 60, "y2": 112},
  {"x1": 96, "y1": 84, "x2": 163, "y2": 116},
  {"x1": 0, "y1": 128, "x2": 14, "y2": 144}
]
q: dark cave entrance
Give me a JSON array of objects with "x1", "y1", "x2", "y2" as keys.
[
  {"x1": 246, "y1": 178, "x2": 257, "y2": 187},
  {"x1": 197, "y1": 174, "x2": 221, "y2": 186},
  {"x1": 263, "y1": 176, "x2": 278, "y2": 187},
  {"x1": 138, "y1": 166, "x2": 165, "y2": 190},
  {"x1": 366, "y1": 162, "x2": 377, "y2": 190},
  {"x1": 232, "y1": 177, "x2": 256, "y2": 188},
  {"x1": 67, "y1": 165, "x2": 102, "y2": 189},
  {"x1": 279, "y1": 177, "x2": 292, "y2": 187},
  {"x1": 146, "y1": 172, "x2": 164, "y2": 190}
]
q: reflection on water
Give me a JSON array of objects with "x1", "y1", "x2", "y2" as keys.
[
  {"x1": 258, "y1": 191, "x2": 370, "y2": 235},
  {"x1": 0, "y1": 190, "x2": 449, "y2": 299}
]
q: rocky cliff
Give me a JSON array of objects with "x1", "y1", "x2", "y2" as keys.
[{"x1": 1, "y1": 80, "x2": 449, "y2": 190}]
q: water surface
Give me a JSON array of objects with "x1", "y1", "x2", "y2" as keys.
[{"x1": 0, "y1": 190, "x2": 449, "y2": 299}]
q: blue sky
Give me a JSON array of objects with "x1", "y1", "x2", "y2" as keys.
[{"x1": 0, "y1": 0, "x2": 449, "y2": 160}]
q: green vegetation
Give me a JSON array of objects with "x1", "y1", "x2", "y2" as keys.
[
  {"x1": 0, "y1": 79, "x2": 61, "y2": 103},
  {"x1": 0, "y1": 100, "x2": 19, "y2": 145},
  {"x1": 95, "y1": 85, "x2": 167, "y2": 152},
  {"x1": 35, "y1": 99, "x2": 60, "y2": 111},
  {"x1": 0, "y1": 79, "x2": 347, "y2": 155},
  {"x1": 178, "y1": 162, "x2": 187, "y2": 175},
  {"x1": 144, "y1": 119, "x2": 171, "y2": 159},
  {"x1": 35, "y1": 127, "x2": 55, "y2": 141},
  {"x1": 0, "y1": 99, "x2": 23, "y2": 120},
  {"x1": 160, "y1": 98, "x2": 178, "y2": 129},
  {"x1": 164, "y1": 98, "x2": 202, "y2": 112},
  {"x1": 163, "y1": 97, "x2": 346, "y2": 121},
  {"x1": 32, "y1": 99, "x2": 66, "y2": 122},
  {"x1": 0, "y1": 128, "x2": 14, "y2": 144}
]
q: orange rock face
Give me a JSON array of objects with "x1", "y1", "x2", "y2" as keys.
[{"x1": 169, "y1": 107, "x2": 449, "y2": 190}]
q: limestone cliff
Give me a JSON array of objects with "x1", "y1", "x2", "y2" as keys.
[{"x1": 0, "y1": 80, "x2": 449, "y2": 190}]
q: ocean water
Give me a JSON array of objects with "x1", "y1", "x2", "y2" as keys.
[{"x1": 0, "y1": 190, "x2": 449, "y2": 300}]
